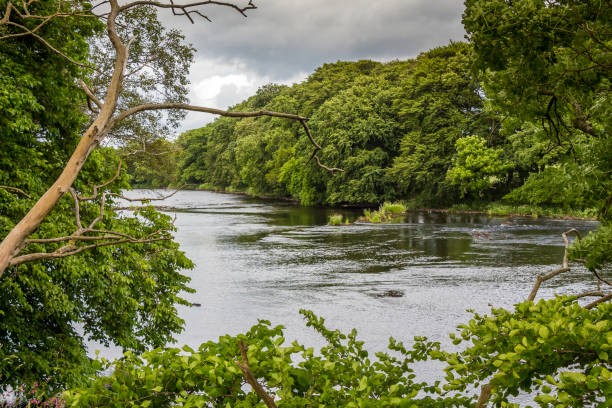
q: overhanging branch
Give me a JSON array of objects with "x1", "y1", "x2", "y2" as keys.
[{"x1": 109, "y1": 103, "x2": 343, "y2": 174}]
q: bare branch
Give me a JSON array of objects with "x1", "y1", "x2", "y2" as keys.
[
  {"x1": 110, "y1": 184, "x2": 192, "y2": 203},
  {"x1": 312, "y1": 154, "x2": 343, "y2": 173},
  {"x1": 527, "y1": 267, "x2": 571, "y2": 302},
  {"x1": 68, "y1": 188, "x2": 84, "y2": 231},
  {"x1": 235, "y1": 340, "x2": 277, "y2": 408},
  {"x1": 561, "y1": 229, "x2": 581, "y2": 267},
  {"x1": 476, "y1": 384, "x2": 493, "y2": 408},
  {"x1": 77, "y1": 158, "x2": 123, "y2": 201},
  {"x1": 0, "y1": 185, "x2": 31, "y2": 198},
  {"x1": 574, "y1": 291, "x2": 605, "y2": 299},
  {"x1": 9, "y1": 234, "x2": 170, "y2": 267},
  {"x1": 591, "y1": 268, "x2": 612, "y2": 287},
  {"x1": 118, "y1": 0, "x2": 256, "y2": 21}
]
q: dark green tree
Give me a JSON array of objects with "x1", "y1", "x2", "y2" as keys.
[
  {"x1": 388, "y1": 42, "x2": 496, "y2": 206},
  {"x1": 463, "y1": 0, "x2": 612, "y2": 268}
]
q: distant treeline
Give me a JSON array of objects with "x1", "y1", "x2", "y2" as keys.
[{"x1": 126, "y1": 42, "x2": 604, "y2": 213}]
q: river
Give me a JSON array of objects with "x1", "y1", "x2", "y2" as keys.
[{"x1": 97, "y1": 190, "x2": 600, "y2": 385}]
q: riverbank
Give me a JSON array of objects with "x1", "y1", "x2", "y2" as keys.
[
  {"x1": 410, "y1": 203, "x2": 597, "y2": 221},
  {"x1": 132, "y1": 186, "x2": 598, "y2": 221}
]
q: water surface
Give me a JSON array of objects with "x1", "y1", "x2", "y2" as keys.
[{"x1": 129, "y1": 191, "x2": 600, "y2": 354}]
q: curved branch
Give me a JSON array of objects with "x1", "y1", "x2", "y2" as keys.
[
  {"x1": 79, "y1": 79, "x2": 103, "y2": 110},
  {"x1": 110, "y1": 184, "x2": 193, "y2": 203},
  {"x1": 77, "y1": 158, "x2": 123, "y2": 201},
  {"x1": 109, "y1": 103, "x2": 343, "y2": 173},
  {"x1": 584, "y1": 293, "x2": 612, "y2": 310},
  {"x1": 0, "y1": 185, "x2": 31, "y2": 198},
  {"x1": 9, "y1": 235, "x2": 170, "y2": 267},
  {"x1": 112, "y1": 104, "x2": 307, "y2": 125},
  {"x1": 1, "y1": 19, "x2": 101, "y2": 72}
]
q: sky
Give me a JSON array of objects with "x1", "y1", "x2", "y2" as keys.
[{"x1": 163, "y1": 0, "x2": 467, "y2": 132}]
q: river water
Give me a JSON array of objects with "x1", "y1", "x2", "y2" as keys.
[{"x1": 98, "y1": 190, "x2": 600, "y2": 386}]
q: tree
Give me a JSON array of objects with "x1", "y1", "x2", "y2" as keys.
[
  {"x1": 446, "y1": 135, "x2": 511, "y2": 198},
  {"x1": 0, "y1": 0, "x2": 337, "y2": 277},
  {"x1": 463, "y1": 0, "x2": 612, "y2": 268},
  {"x1": 0, "y1": 0, "x2": 338, "y2": 390},
  {"x1": 387, "y1": 42, "x2": 497, "y2": 206}
]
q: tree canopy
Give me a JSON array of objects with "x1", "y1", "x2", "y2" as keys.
[{"x1": 0, "y1": 0, "x2": 193, "y2": 389}]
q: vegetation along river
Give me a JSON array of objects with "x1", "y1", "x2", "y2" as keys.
[{"x1": 95, "y1": 189, "x2": 600, "y2": 383}]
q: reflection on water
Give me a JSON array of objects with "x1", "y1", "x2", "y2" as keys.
[{"x1": 97, "y1": 190, "x2": 601, "y2": 386}]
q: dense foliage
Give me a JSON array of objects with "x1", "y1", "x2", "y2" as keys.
[
  {"x1": 66, "y1": 299, "x2": 610, "y2": 407},
  {"x1": 0, "y1": 0, "x2": 193, "y2": 391},
  {"x1": 175, "y1": 43, "x2": 502, "y2": 206},
  {"x1": 463, "y1": 0, "x2": 612, "y2": 269}
]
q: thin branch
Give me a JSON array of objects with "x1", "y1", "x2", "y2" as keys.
[
  {"x1": 591, "y1": 268, "x2": 612, "y2": 287},
  {"x1": 9, "y1": 235, "x2": 170, "y2": 267},
  {"x1": 476, "y1": 383, "x2": 494, "y2": 408},
  {"x1": 1, "y1": 20, "x2": 101, "y2": 72},
  {"x1": 0, "y1": 185, "x2": 31, "y2": 198},
  {"x1": 561, "y1": 229, "x2": 581, "y2": 268},
  {"x1": 574, "y1": 291, "x2": 605, "y2": 299},
  {"x1": 235, "y1": 340, "x2": 277, "y2": 408},
  {"x1": 118, "y1": 0, "x2": 256, "y2": 20},
  {"x1": 110, "y1": 184, "x2": 192, "y2": 203},
  {"x1": 25, "y1": 234, "x2": 134, "y2": 244},
  {"x1": 527, "y1": 267, "x2": 571, "y2": 302},
  {"x1": 68, "y1": 188, "x2": 83, "y2": 231},
  {"x1": 77, "y1": 158, "x2": 123, "y2": 201}
]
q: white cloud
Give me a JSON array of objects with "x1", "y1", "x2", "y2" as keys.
[{"x1": 179, "y1": 57, "x2": 307, "y2": 133}]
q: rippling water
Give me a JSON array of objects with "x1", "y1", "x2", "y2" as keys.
[{"x1": 95, "y1": 190, "x2": 601, "y2": 388}]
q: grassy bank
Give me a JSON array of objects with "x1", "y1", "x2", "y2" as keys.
[{"x1": 354, "y1": 201, "x2": 598, "y2": 224}]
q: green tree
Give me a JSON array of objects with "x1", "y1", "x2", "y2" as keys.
[
  {"x1": 463, "y1": 0, "x2": 612, "y2": 268},
  {"x1": 446, "y1": 135, "x2": 511, "y2": 198},
  {"x1": 0, "y1": 0, "x2": 330, "y2": 391},
  {"x1": 387, "y1": 42, "x2": 495, "y2": 206}
]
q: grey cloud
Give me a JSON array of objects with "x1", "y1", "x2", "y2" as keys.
[
  {"x1": 215, "y1": 83, "x2": 248, "y2": 108},
  {"x1": 164, "y1": 0, "x2": 466, "y2": 80}
]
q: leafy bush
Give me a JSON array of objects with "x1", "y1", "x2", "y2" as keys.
[
  {"x1": 360, "y1": 202, "x2": 406, "y2": 223},
  {"x1": 65, "y1": 299, "x2": 611, "y2": 407},
  {"x1": 436, "y1": 297, "x2": 611, "y2": 407}
]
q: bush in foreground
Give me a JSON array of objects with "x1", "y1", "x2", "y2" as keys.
[{"x1": 64, "y1": 298, "x2": 610, "y2": 407}]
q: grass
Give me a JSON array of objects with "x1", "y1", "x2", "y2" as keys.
[
  {"x1": 360, "y1": 202, "x2": 407, "y2": 223},
  {"x1": 381, "y1": 201, "x2": 406, "y2": 214},
  {"x1": 448, "y1": 202, "x2": 598, "y2": 220},
  {"x1": 328, "y1": 214, "x2": 344, "y2": 226}
]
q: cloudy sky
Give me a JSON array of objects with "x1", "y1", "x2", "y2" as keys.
[{"x1": 163, "y1": 0, "x2": 466, "y2": 132}]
